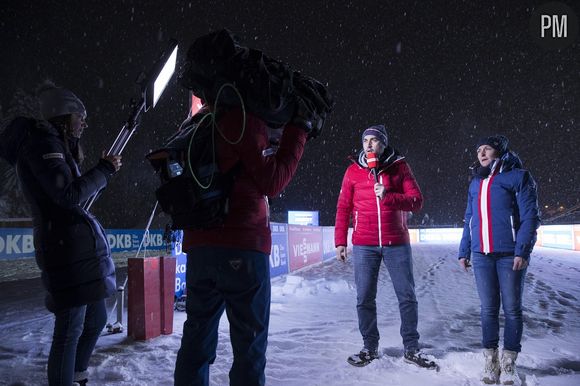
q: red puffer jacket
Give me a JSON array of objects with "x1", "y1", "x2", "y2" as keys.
[
  {"x1": 334, "y1": 154, "x2": 423, "y2": 247},
  {"x1": 183, "y1": 108, "x2": 307, "y2": 254}
]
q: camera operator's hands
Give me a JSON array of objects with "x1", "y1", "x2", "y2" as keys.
[
  {"x1": 290, "y1": 73, "x2": 334, "y2": 140},
  {"x1": 291, "y1": 95, "x2": 325, "y2": 139},
  {"x1": 101, "y1": 151, "x2": 122, "y2": 172}
]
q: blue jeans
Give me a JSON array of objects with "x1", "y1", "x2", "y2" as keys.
[
  {"x1": 472, "y1": 252, "x2": 527, "y2": 352},
  {"x1": 353, "y1": 244, "x2": 419, "y2": 352},
  {"x1": 47, "y1": 299, "x2": 107, "y2": 385},
  {"x1": 175, "y1": 247, "x2": 270, "y2": 386}
]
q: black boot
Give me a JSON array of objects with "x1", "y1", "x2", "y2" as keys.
[
  {"x1": 404, "y1": 350, "x2": 439, "y2": 371},
  {"x1": 347, "y1": 348, "x2": 379, "y2": 367}
]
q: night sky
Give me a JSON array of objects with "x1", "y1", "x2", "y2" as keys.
[{"x1": 1, "y1": 0, "x2": 578, "y2": 229}]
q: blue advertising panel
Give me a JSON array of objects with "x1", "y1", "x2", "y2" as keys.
[
  {"x1": 167, "y1": 229, "x2": 187, "y2": 298},
  {"x1": 0, "y1": 228, "x2": 165, "y2": 260},
  {"x1": 174, "y1": 250, "x2": 187, "y2": 298},
  {"x1": 322, "y1": 226, "x2": 335, "y2": 261},
  {"x1": 270, "y1": 222, "x2": 289, "y2": 278},
  {"x1": 0, "y1": 228, "x2": 34, "y2": 259},
  {"x1": 106, "y1": 229, "x2": 165, "y2": 253}
]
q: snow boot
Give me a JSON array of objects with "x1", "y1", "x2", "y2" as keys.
[
  {"x1": 73, "y1": 370, "x2": 88, "y2": 386},
  {"x1": 500, "y1": 350, "x2": 521, "y2": 386},
  {"x1": 347, "y1": 348, "x2": 379, "y2": 367},
  {"x1": 481, "y1": 348, "x2": 500, "y2": 384},
  {"x1": 403, "y1": 349, "x2": 439, "y2": 371}
]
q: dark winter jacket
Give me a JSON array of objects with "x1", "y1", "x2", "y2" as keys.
[
  {"x1": 183, "y1": 108, "x2": 307, "y2": 254},
  {"x1": 335, "y1": 147, "x2": 423, "y2": 247},
  {"x1": 458, "y1": 151, "x2": 540, "y2": 259},
  {"x1": 3, "y1": 117, "x2": 117, "y2": 311}
]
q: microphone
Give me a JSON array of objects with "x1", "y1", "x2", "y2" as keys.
[{"x1": 366, "y1": 152, "x2": 379, "y2": 182}]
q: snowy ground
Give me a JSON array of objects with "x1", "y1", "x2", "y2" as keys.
[{"x1": 1, "y1": 244, "x2": 579, "y2": 386}]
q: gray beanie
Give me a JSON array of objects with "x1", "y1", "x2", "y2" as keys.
[
  {"x1": 361, "y1": 124, "x2": 388, "y2": 147},
  {"x1": 39, "y1": 86, "x2": 87, "y2": 120}
]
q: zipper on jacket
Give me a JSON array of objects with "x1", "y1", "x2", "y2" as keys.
[
  {"x1": 479, "y1": 160, "x2": 501, "y2": 253},
  {"x1": 510, "y1": 215, "x2": 516, "y2": 242},
  {"x1": 264, "y1": 196, "x2": 270, "y2": 227},
  {"x1": 354, "y1": 211, "x2": 358, "y2": 231},
  {"x1": 376, "y1": 175, "x2": 383, "y2": 247}
]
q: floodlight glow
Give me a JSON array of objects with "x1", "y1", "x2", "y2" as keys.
[
  {"x1": 288, "y1": 211, "x2": 319, "y2": 226},
  {"x1": 152, "y1": 45, "x2": 178, "y2": 107}
]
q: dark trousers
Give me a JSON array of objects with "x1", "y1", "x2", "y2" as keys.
[
  {"x1": 47, "y1": 299, "x2": 107, "y2": 385},
  {"x1": 174, "y1": 246, "x2": 270, "y2": 386}
]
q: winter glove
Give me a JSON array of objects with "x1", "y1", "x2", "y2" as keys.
[
  {"x1": 291, "y1": 95, "x2": 325, "y2": 139},
  {"x1": 96, "y1": 159, "x2": 115, "y2": 181}
]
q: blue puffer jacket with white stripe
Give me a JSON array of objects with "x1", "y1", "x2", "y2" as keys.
[{"x1": 458, "y1": 151, "x2": 540, "y2": 260}]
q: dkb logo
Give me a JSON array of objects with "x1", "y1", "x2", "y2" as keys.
[{"x1": 529, "y1": 2, "x2": 578, "y2": 50}]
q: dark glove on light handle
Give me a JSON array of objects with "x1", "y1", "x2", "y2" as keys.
[
  {"x1": 291, "y1": 95, "x2": 326, "y2": 140},
  {"x1": 290, "y1": 73, "x2": 334, "y2": 140}
]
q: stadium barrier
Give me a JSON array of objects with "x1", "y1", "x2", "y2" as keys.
[{"x1": 2, "y1": 224, "x2": 579, "y2": 299}]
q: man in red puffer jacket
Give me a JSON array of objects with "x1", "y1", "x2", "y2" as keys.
[{"x1": 335, "y1": 124, "x2": 436, "y2": 369}]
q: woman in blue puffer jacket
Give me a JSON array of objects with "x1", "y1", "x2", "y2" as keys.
[
  {"x1": 2, "y1": 83, "x2": 122, "y2": 385},
  {"x1": 458, "y1": 135, "x2": 540, "y2": 386}
]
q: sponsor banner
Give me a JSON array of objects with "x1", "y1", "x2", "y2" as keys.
[
  {"x1": 0, "y1": 228, "x2": 165, "y2": 260},
  {"x1": 0, "y1": 228, "x2": 34, "y2": 259},
  {"x1": 169, "y1": 231, "x2": 187, "y2": 298},
  {"x1": 270, "y1": 222, "x2": 289, "y2": 278},
  {"x1": 322, "y1": 226, "x2": 335, "y2": 261},
  {"x1": 106, "y1": 229, "x2": 165, "y2": 253},
  {"x1": 540, "y1": 225, "x2": 575, "y2": 250},
  {"x1": 174, "y1": 251, "x2": 187, "y2": 298},
  {"x1": 575, "y1": 225, "x2": 580, "y2": 251},
  {"x1": 288, "y1": 225, "x2": 323, "y2": 272},
  {"x1": 418, "y1": 228, "x2": 463, "y2": 243}
]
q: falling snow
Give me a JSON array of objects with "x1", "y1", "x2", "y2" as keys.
[{"x1": 0, "y1": 1, "x2": 578, "y2": 228}]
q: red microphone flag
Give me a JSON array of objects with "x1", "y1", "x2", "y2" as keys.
[
  {"x1": 367, "y1": 152, "x2": 379, "y2": 182},
  {"x1": 367, "y1": 152, "x2": 378, "y2": 169}
]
